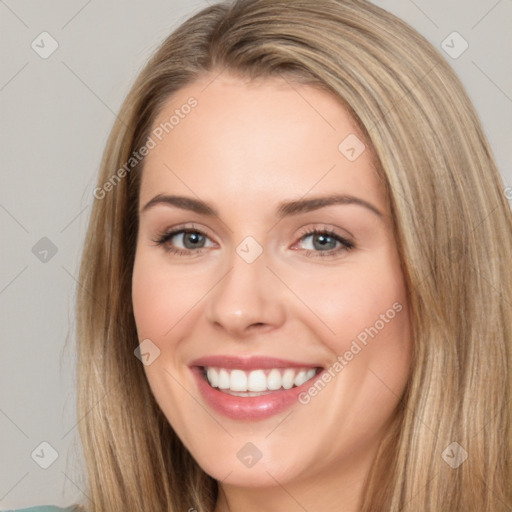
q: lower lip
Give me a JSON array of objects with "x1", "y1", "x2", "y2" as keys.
[{"x1": 191, "y1": 367, "x2": 320, "y2": 421}]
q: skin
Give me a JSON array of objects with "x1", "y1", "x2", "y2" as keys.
[{"x1": 132, "y1": 72, "x2": 412, "y2": 512}]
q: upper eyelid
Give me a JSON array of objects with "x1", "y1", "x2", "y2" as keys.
[
  {"x1": 296, "y1": 224, "x2": 354, "y2": 240},
  {"x1": 155, "y1": 224, "x2": 215, "y2": 244}
]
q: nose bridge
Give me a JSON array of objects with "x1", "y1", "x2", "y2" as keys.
[{"x1": 205, "y1": 241, "x2": 285, "y2": 335}]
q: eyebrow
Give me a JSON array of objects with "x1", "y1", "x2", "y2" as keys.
[{"x1": 141, "y1": 193, "x2": 383, "y2": 218}]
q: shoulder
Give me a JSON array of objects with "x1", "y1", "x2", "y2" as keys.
[{"x1": 6, "y1": 507, "x2": 79, "y2": 512}]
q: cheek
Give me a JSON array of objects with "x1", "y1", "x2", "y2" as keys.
[
  {"x1": 325, "y1": 258, "x2": 412, "y2": 414},
  {"x1": 288, "y1": 253, "x2": 409, "y2": 355},
  {"x1": 131, "y1": 252, "x2": 209, "y2": 342},
  {"x1": 131, "y1": 252, "x2": 201, "y2": 440},
  {"x1": 288, "y1": 249, "x2": 413, "y2": 420},
  {"x1": 287, "y1": 259, "x2": 411, "y2": 458}
]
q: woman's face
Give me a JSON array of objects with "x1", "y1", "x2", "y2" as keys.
[{"x1": 132, "y1": 73, "x2": 412, "y2": 506}]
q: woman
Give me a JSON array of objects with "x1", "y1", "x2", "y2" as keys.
[{"x1": 20, "y1": 0, "x2": 512, "y2": 510}]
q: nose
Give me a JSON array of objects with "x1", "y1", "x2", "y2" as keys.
[{"x1": 204, "y1": 248, "x2": 286, "y2": 338}]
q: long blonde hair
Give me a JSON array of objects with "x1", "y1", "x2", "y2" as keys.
[{"x1": 76, "y1": 0, "x2": 512, "y2": 510}]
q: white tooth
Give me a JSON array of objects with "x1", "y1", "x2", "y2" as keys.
[
  {"x1": 267, "y1": 368, "x2": 283, "y2": 390},
  {"x1": 247, "y1": 370, "x2": 267, "y2": 392},
  {"x1": 293, "y1": 370, "x2": 308, "y2": 387},
  {"x1": 230, "y1": 369, "x2": 248, "y2": 391},
  {"x1": 282, "y1": 369, "x2": 295, "y2": 389},
  {"x1": 207, "y1": 367, "x2": 219, "y2": 387},
  {"x1": 218, "y1": 369, "x2": 230, "y2": 389},
  {"x1": 306, "y1": 368, "x2": 317, "y2": 380}
]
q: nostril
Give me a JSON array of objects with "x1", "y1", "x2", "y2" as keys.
[{"x1": 246, "y1": 322, "x2": 269, "y2": 332}]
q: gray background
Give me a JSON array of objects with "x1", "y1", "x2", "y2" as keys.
[{"x1": 1, "y1": 0, "x2": 511, "y2": 508}]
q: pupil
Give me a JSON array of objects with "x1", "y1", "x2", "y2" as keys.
[
  {"x1": 313, "y1": 234, "x2": 336, "y2": 251},
  {"x1": 184, "y1": 232, "x2": 204, "y2": 249}
]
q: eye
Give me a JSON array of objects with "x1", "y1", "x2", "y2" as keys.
[
  {"x1": 152, "y1": 225, "x2": 354, "y2": 259},
  {"x1": 153, "y1": 225, "x2": 215, "y2": 256},
  {"x1": 293, "y1": 228, "x2": 355, "y2": 258}
]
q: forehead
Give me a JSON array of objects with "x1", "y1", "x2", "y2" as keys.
[{"x1": 140, "y1": 72, "x2": 385, "y2": 214}]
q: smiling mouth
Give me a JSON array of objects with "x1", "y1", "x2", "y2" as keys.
[{"x1": 200, "y1": 366, "x2": 322, "y2": 396}]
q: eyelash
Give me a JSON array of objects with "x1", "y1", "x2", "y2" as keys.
[
  {"x1": 296, "y1": 227, "x2": 355, "y2": 258},
  {"x1": 152, "y1": 225, "x2": 355, "y2": 259}
]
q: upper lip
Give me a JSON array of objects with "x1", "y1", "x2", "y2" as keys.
[{"x1": 189, "y1": 355, "x2": 323, "y2": 370}]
